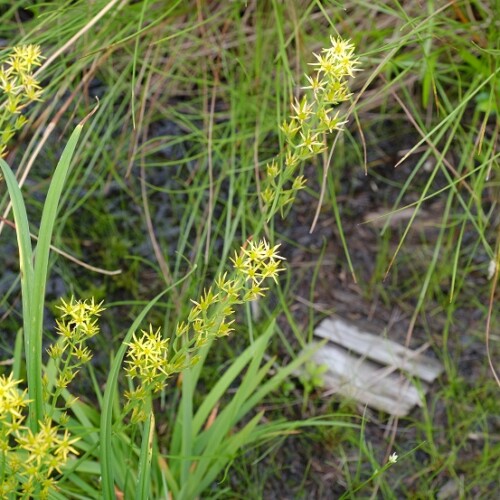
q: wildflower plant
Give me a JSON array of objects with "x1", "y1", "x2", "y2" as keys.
[
  {"x1": 261, "y1": 36, "x2": 359, "y2": 217},
  {"x1": 0, "y1": 34, "x2": 360, "y2": 500},
  {"x1": 0, "y1": 45, "x2": 44, "y2": 158},
  {"x1": 179, "y1": 239, "x2": 284, "y2": 347},
  {"x1": 0, "y1": 357, "x2": 83, "y2": 499},
  {"x1": 0, "y1": 42, "x2": 95, "y2": 495},
  {"x1": 123, "y1": 240, "x2": 284, "y2": 422},
  {"x1": 47, "y1": 297, "x2": 104, "y2": 395}
]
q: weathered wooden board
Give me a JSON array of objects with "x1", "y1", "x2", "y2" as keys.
[
  {"x1": 308, "y1": 318, "x2": 444, "y2": 416},
  {"x1": 315, "y1": 318, "x2": 444, "y2": 383}
]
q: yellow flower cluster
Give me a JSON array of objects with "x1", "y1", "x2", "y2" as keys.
[
  {"x1": 177, "y1": 239, "x2": 284, "y2": 348},
  {"x1": 124, "y1": 240, "x2": 284, "y2": 420},
  {"x1": 125, "y1": 325, "x2": 170, "y2": 389},
  {"x1": 124, "y1": 324, "x2": 189, "y2": 395},
  {"x1": 0, "y1": 374, "x2": 29, "y2": 441},
  {"x1": 124, "y1": 325, "x2": 189, "y2": 422},
  {"x1": 261, "y1": 36, "x2": 359, "y2": 216},
  {"x1": 0, "y1": 375, "x2": 79, "y2": 499},
  {"x1": 0, "y1": 44, "x2": 44, "y2": 158},
  {"x1": 47, "y1": 297, "x2": 105, "y2": 389}
]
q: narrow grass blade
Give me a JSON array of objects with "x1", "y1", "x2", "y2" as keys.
[
  {"x1": 179, "y1": 365, "x2": 194, "y2": 486},
  {"x1": 136, "y1": 408, "x2": 155, "y2": 500},
  {"x1": 191, "y1": 324, "x2": 273, "y2": 436},
  {"x1": 189, "y1": 411, "x2": 265, "y2": 498},
  {"x1": 185, "y1": 324, "x2": 275, "y2": 492},
  {"x1": 0, "y1": 158, "x2": 35, "y2": 423},
  {"x1": 100, "y1": 288, "x2": 168, "y2": 500},
  {"x1": 99, "y1": 263, "x2": 197, "y2": 499},
  {"x1": 13, "y1": 328, "x2": 24, "y2": 381},
  {"x1": 0, "y1": 161, "x2": 34, "y2": 298},
  {"x1": 29, "y1": 120, "x2": 86, "y2": 427}
]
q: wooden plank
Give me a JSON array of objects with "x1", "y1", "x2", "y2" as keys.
[
  {"x1": 310, "y1": 342, "x2": 426, "y2": 417},
  {"x1": 315, "y1": 318, "x2": 443, "y2": 383}
]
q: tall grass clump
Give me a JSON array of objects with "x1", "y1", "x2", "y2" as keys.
[{"x1": 0, "y1": 31, "x2": 360, "y2": 498}]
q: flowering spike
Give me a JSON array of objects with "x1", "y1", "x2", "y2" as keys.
[
  {"x1": 260, "y1": 36, "x2": 359, "y2": 215},
  {"x1": 0, "y1": 44, "x2": 44, "y2": 158}
]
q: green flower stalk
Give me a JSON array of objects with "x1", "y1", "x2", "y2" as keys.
[
  {"x1": 0, "y1": 44, "x2": 44, "y2": 158},
  {"x1": 47, "y1": 297, "x2": 105, "y2": 393},
  {"x1": 179, "y1": 238, "x2": 284, "y2": 347},
  {"x1": 0, "y1": 298, "x2": 103, "y2": 496},
  {"x1": 261, "y1": 36, "x2": 359, "y2": 217},
  {"x1": 123, "y1": 239, "x2": 284, "y2": 421}
]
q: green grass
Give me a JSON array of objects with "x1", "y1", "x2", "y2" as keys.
[{"x1": 0, "y1": 0, "x2": 499, "y2": 498}]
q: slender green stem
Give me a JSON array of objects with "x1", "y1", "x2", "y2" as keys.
[{"x1": 136, "y1": 397, "x2": 154, "y2": 499}]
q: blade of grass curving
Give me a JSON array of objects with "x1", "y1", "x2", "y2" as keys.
[
  {"x1": 100, "y1": 264, "x2": 196, "y2": 499},
  {"x1": 188, "y1": 411, "x2": 265, "y2": 499},
  {"x1": 136, "y1": 406, "x2": 155, "y2": 500},
  {"x1": 208, "y1": 417, "x2": 352, "y2": 498},
  {"x1": 0, "y1": 160, "x2": 34, "y2": 302},
  {"x1": 29, "y1": 116, "x2": 89, "y2": 430},
  {"x1": 0, "y1": 158, "x2": 35, "y2": 424},
  {"x1": 186, "y1": 326, "x2": 275, "y2": 489},
  {"x1": 13, "y1": 328, "x2": 24, "y2": 381},
  {"x1": 186, "y1": 324, "x2": 317, "y2": 494},
  {"x1": 236, "y1": 342, "x2": 320, "y2": 420},
  {"x1": 191, "y1": 325, "x2": 273, "y2": 436},
  {"x1": 169, "y1": 323, "x2": 273, "y2": 489},
  {"x1": 100, "y1": 288, "x2": 168, "y2": 500},
  {"x1": 192, "y1": 355, "x2": 276, "y2": 456}
]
